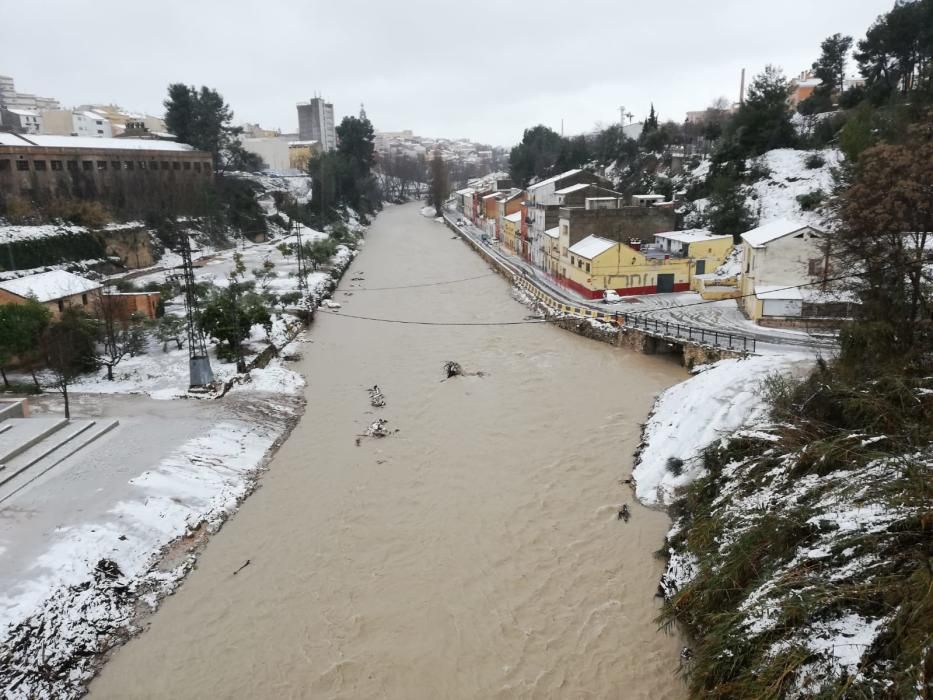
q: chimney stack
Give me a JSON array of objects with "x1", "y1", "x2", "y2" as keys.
[{"x1": 739, "y1": 68, "x2": 746, "y2": 106}]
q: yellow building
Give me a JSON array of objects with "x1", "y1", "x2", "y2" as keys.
[
  {"x1": 559, "y1": 230, "x2": 732, "y2": 299},
  {"x1": 288, "y1": 140, "x2": 321, "y2": 170},
  {"x1": 502, "y1": 212, "x2": 522, "y2": 253}
]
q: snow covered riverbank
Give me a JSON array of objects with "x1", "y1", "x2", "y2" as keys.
[
  {"x1": 0, "y1": 209, "x2": 364, "y2": 698},
  {"x1": 633, "y1": 353, "x2": 814, "y2": 506},
  {"x1": 636, "y1": 351, "x2": 932, "y2": 696}
]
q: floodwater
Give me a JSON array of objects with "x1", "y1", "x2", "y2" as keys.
[{"x1": 91, "y1": 202, "x2": 687, "y2": 699}]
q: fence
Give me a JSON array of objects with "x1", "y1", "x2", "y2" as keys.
[{"x1": 617, "y1": 312, "x2": 757, "y2": 353}]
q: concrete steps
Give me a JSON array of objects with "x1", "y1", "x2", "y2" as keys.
[
  {"x1": 0, "y1": 419, "x2": 120, "y2": 501},
  {"x1": 0, "y1": 418, "x2": 69, "y2": 466}
]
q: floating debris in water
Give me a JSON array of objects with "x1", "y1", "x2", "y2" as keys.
[
  {"x1": 365, "y1": 419, "x2": 393, "y2": 438},
  {"x1": 444, "y1": 361, "x2": 463, "y2": 378},
  {"x1": 368, "y1": 384, "x2": 386, "y2": 408},
  {"x1": 617, "y1": 504, "x2": 630, "y2": 522}
]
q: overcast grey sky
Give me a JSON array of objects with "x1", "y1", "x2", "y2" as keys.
[{"x1": 3, "y1": 0, "x2": 892, "y2": 146}]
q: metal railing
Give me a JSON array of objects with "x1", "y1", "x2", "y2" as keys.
[
  {"x1": 446, "y1": 211, "x2": 758, "y2": 354},
  {"x1": 616, "y1": 312, "x2": 757, "y2": 353}
]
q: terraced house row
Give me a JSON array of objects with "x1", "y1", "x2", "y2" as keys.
[{"x1": 453, "y1": 170, "x2": 845, "y2": 325}]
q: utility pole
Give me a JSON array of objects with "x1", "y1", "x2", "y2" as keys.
[
  {"x1": 179, "y1": 229, "x2": 214, "y2": 388},
  {"x1": 292, "y1": 219, "x2": 311, "y2": 323}
]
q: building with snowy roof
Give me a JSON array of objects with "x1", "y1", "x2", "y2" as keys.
[
  {"x1": 0, "y1": 107, "x2": 42, "y2": 134},
  {"x1": 0, "y1": 269, "x2": 101, "y2": 317},
  {"x1": 0, "y1": 133, "x2": 213, "y2": 216},
  {"x1": 738, "y1": 219, "x2": 827, "y2": 320},
  {"x1": 558, "y1": 230, "x2": 732, "y2": 299}
]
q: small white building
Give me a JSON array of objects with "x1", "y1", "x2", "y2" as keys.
[
  {"x1": 653, "y1": 229, "x2": 732, "y2": 256},
  {"x1": 1, "y1": 107, "x2": 42, "y2": 134},
  {"x1": 738, "y1": 219, "x2": 826, "y2": 320}
]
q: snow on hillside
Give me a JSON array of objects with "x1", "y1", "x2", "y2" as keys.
[
  {"x1": 230, "y1": 170, "x2": 314, "y2": 204},
  {"x1": 747, "y1": 148, "x2": 841, "y2": 227},
  {"x1": 634, "y1": 354, "x2": 813, "y2": 506}
]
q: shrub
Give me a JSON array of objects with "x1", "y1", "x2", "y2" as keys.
[
  {"x1": 745, "y1": 160, "x2": 771, "y2": 182},
  {"x1": 666, "y1": 457, "x2": 685, "y2": 476},
  {"x1": 804, "y1": 152, "x2": 826, "y2": 169},
  {"x1": 2, "y1": 195, "x2": 39, "y2": 224},
  {"x1": 47, "y1": 199, "x2": 112, "y2": 228},
  {"x1": 797, "y1": 189, "x2": 825, "y2": 211}
]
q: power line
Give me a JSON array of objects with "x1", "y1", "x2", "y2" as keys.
[
  {"x1": 316, "y1": 310, "x2": 545, "y2": 327},
  {"x1": 344, "y1": 273, "x2": 495, "y2": 292}
]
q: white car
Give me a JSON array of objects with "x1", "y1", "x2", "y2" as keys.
[{"x1": 602, "y1": 290, "x2": 622, "y2": 304}]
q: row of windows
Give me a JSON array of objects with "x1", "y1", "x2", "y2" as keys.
[
  {"x1": 569, "y1": 254, "x2": 591, "y2": 273},
  {"x1": 0, "y1": 158, "x2": 212, "y2": 174}
]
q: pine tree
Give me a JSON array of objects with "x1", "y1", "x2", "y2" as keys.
[
  {"x1": 813, "y1": 33, "x2": 853, "y2": 95},
  {"x1": 508, "y1": 125, "x2": 563, "y2": 186},
  {"x1": 643, "y1": 103, "x2": 659, "y2": 133},
  {"x1": 163, "y1": 84, "x2": 258, "y2": 171},
  {"x1": 723, "y1": 65, "x2": 796, "y2": 158}
]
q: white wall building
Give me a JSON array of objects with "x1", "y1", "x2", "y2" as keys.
[
  {"x1": 241, "y1": 136, "x2": 292, "y2": 171},
  {"x1": 739, "y1": 219, "x2": 825, "y2": 319},
  {"x1": 0, "y1": 75, "x2": 59, "y2": 113},
  {"x1": 1, "y1": 107, "x2": 42, "y2": 134},
  {"x1": 40, "y1": 110, "x2": 112, "y2": 138}
]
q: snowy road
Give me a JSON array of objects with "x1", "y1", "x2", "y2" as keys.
[{"x1": 445, "y1": 211, "x2": 836, "y2": 354}]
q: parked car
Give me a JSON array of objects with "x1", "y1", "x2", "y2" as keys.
[{"x1": 602, "y1": 290, "x2": 622, "y2": 304}]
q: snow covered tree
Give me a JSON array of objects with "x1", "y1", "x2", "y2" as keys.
[{"x1": 93, "y1": 291, "x2": 148, "y2": 381}]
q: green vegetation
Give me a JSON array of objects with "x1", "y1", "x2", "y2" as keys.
[
  {"x1": 308, "y1": 107, "x2": 380, "y2": 219},
  {"x1": 0, "y1": 299, "x2": 52, "y2": 389},
  {"x1": 163, "y1": 83, "x2": 262, "y2": 172},
  {"x1": 0, "y1": 234, "x2": 106, "y2": 273},
  {"x1": 659, "y1": 103, "x2": 933, "y2": 697},
  {"x1": 40, "y1": 308, "x2": 98, "y2": 419}
]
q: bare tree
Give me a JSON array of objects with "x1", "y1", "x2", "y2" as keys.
[{"x1": 93, "y1": 290, "x2": 143, "y2": 381}]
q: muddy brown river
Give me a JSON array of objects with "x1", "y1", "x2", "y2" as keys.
[{"x1": 90, "y1": 202, "x2": 687, "y2": 699}]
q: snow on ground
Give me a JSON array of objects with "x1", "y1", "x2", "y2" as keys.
[
  {"x1": 634, "y1": 353, "x2": 812, "y2": 505},
  {"x1": 0, "y1": 222, "x2": 88, "y2": 245},
  {"x1": 747, "y1": 148, "x2": 841, "y2": 228},
  {"x1": 0, "y1": 391, "x2": 298, "y2": 699},
  {"x1": 0, "y1": 197, "x2": 362, "y2": 697}
]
